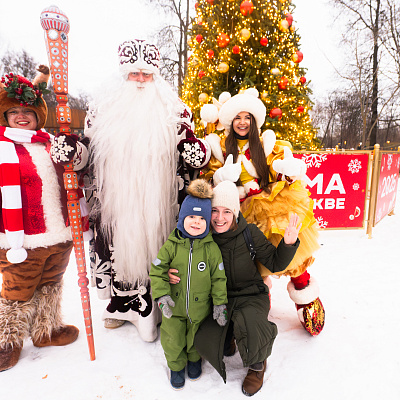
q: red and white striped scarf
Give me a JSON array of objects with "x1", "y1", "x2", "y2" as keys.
[{"x1": 0, "y1": 126, "x2": 50, "y2": 263}]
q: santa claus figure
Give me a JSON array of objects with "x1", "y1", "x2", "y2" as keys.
[{"x1": 83, "y1": 39, "x2": 210, "y2": 341}]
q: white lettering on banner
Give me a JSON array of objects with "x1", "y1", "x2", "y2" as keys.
[
  {"x1": 381, "y1": 174, "x2": 398, "y2": 198},
  {"x1": 305, "y1": 173, "x2": 346, "y2": 195},
  {"x1": 337, "y1": 198, "x2": 345, "y2": 209},
  {"x1": 325, "y1": 173, "x2": 346, "y2": 194},
  {"x1": 306, "y1": 174, "x2": 323, "y2": 194},
  {"x1": 313, "y1": 198, "x2": 346, "y2": 210}
]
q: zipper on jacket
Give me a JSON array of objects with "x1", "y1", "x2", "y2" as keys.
[{"x1": 186, "y1": 240, "x2": 193, "y2": 324}]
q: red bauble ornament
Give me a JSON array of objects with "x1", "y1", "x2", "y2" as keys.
[
  {"x1": 217, "y1": 33, "x2": 230, "y2": 48},
  {"x1": 286, "y1": 13, "x2": 293, "y2": 26},
  {"x1": 207, "y1": 49, "x2": 215, "y2": 58},
  {"x1": 198, "y1": 70, "x2": 206, "y2": 79},
  {"x1": 269, "y1": 108, "x2": 282, "y2": 120},
  {"x1": 260, "y1": 37, "x2": 268, "y2": 46},
  {"x1": 207, "y1": 0, "x2": 214, "y2": 4},
  {"x1": 299, "y1": 76, "x2": 306, "y2": 85},
  {"x1": 240, "y1": 1, "x2": 254, "y2": 16},
  {"x1": 278, "y1": 77, "x2": 289, "y2": 90},
  {"x1": 292, "y1": 51, "x2": 303, "y2": 63},
  {"x1": 195, "y1": 2, "x2": 199, "y2": 8},
  {"x1": 232, "y1": 45, "x2": 240, "y2": 54},
  {"x1": 196, "y1": 34, "x2": 203, "y2": 44},
  {"x1": 297, "y1": 106, "x2": 305, "y2": 113}
]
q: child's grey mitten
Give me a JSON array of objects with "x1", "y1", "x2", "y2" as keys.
[
  {"x1": 213, "y1": 304, "x2": 228, "y2": 326},
  {"x1": 157, "y1": 295, "x2": 175, "y2": 318}
]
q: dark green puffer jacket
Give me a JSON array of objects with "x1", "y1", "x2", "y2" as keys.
[{"x1": 194, "y1": 212, "x2": 299, "y2": 382}]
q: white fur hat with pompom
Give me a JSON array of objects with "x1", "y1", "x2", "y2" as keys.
[
  {"x1": 218, "y1": 88, "x2": 266, "y2": 134},
  {"x1": 200, "y1": 91, "x2": 232, "y2": 129}
]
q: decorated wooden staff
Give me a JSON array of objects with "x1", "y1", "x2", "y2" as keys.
[{"x1": 40, "y1": 5, "x2": 95, "y2": 361}]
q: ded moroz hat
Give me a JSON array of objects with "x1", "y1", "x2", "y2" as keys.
[{"x1": 118, "y1": 39, "x2": 161, "y2": 77}]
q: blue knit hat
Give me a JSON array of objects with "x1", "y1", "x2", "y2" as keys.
[{"x1": 177, "y1": 180, "x2": 213, "y2": 239}]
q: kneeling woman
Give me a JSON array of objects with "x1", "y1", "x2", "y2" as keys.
[{"x1": 170, "y1": 180, "x2": 300, "y2": 396}]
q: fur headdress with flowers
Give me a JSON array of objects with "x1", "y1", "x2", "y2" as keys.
[
  {"x1": 0, "y1": 65, "x2": 50, "y2": 129},
  {"x1": 0, "y1": 66, "x2": 51, "y2": 263}
]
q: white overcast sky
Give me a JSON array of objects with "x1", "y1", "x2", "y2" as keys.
[{"x1": 0, "y1": 0, "x2": 344, "y2": 100}]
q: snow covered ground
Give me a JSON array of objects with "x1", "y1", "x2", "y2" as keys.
[{"x1": 1, "y1": 187, "x2": 400, "y2": 400}]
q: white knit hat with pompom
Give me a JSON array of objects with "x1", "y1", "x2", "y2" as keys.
[{"x1": 212, "y1": 180, "x2": 240, "y2": 218}]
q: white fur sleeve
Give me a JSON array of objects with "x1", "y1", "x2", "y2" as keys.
[{"x1": 262, "y1": 129, "x2": 276, "y2": 157}]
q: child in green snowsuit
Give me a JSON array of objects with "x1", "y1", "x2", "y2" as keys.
[{"x1": 150, "y1": 180, "x2": 228, "y2": 390}]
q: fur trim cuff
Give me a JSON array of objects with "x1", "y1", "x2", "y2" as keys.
[
  {"x1": 205, "y1": 133, "x2": 224, "y2": 164},
  {"x1": 287, "y1": 276, "x2": 320, "y2": 305}
]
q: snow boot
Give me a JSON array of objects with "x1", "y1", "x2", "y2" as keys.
[
  {"x1": 242, "y1": 360, "x2": 266, "y2": 396},
  {"x1": 104, "y1": 318, "x2": 125, "y2": 329},
  {"x1": 288, "y1": 272, "x2": 325, "y2": 336},
  {"x1": 0, "y1": 295, "x2": 36, "y2": 372},
  {"x1": 170, "y1": 368, "x2": 185, "y2": 390},
  {"x1": 187, "y1": 359, "x2": 202, "y2": 381},
  {"x1": 33, "y1": 325, "x2": 79, "y2": 347},
  {"x1": 30, "y1": 283, "x2": 79, "y2": 347},
  {"x1": 0, "y1": 344, "x2": 22, "y2": 372}
]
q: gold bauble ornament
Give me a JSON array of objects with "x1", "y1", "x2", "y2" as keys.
[
  {"x1": 218, "y1": 62, "x2": 230, "y2": 73},
  {"x1": 240, "y1": 28, "x2": 251, "y2": 41},
  {"x1": 279, "y1": 20, "x2": 289, "y2": 31},
  {"x1": 199, "y1": 93, "x2": 209, "y2": 103},
  {"x1": 271, "y1": 68, "x2": 281, "y2": 76}
]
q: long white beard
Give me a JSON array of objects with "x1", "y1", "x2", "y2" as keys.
[{"x1": 89, "y1": 79, "x2": 181, "y2": 284}]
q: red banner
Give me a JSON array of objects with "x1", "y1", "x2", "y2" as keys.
[
  {"x1": 374, "y1": 153, "x2": 400, "y2": 225},
  {"x1": 294, "y1": 153, "x2": 370, "y2": 229}
]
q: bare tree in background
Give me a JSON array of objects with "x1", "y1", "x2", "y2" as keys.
[
  {"x1": 1, "y1": 49, "x2": 89, "y2": 110},
  {"x1": 331, "y1": 0, "x2": 400, "y2": 149},
  {"x1": 313, "y1": 89, "x2": 364, "y2": 149},
  {"x1": 146, "y1": 0, "x2": 193, "y2": 94},
  {"x1": 0, "y1": 49, "x2": 37, "y2": 81}
]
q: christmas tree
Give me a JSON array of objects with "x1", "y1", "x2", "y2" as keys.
[{"x1": 182, "y1": 0, "x2": 320, "y2": 150}]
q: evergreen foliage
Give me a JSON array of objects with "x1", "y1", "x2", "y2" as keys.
[{"x1": 182, "y1": 0, "x2": 321, "y2": 149}]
